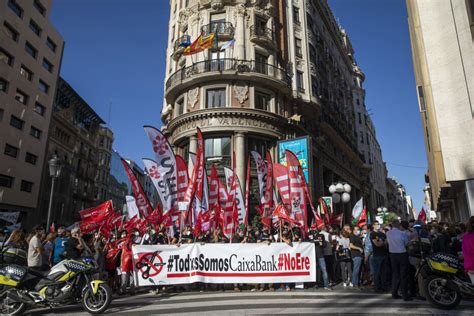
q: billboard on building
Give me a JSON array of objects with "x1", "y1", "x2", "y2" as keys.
[{"x1": 277, "y1": 136, "x2": 311, "y2": 183}]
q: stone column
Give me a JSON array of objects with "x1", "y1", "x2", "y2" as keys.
[
  {"x1": 235, "y1": 5, "x2": 246, "y2": 60},
  {"x1": 234, "y1": 132, "x2": 246, "y2": 193},
  {"x1": 188, "y1": 135, "x2": 197, "y2": 176}
]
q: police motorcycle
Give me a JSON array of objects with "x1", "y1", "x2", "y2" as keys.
[
  {"x1": 411, "y1": 224, "x2": 474, "y2": 309},
  {"x1": 0, "y1": 257, "x2": 112, "y2": 315}
]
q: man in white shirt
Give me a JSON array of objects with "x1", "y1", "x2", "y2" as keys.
[
  {"x1": 28, "y1": 226, "x2": 45, "y2": 268},
  {"x1": 386, "y1": 220, "x2": 411, "y2": 301}
]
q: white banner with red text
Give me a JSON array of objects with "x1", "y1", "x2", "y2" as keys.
[{"x1": 132, "y1": 243, "x2": 316, "y2": 285}]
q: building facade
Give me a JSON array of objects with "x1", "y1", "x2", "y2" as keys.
[
  {"x1": 107, "y1": 150, "x2": 129, "y2": 213},
  {"x1": 386, "y1": 177, "x2": 413, "y2": 220},
  {"x1": 162, "y1": 0, "x2": 387, "y2": 221},
  {"x1": 36, "y1": 78, "x2": 112, "y2": 226},
  {"x1": 0, "y1": 0, "x2": 64, "y2": 223},
  {"x1": 407, "y1": 0, "x2": 474, "y2": 221}
]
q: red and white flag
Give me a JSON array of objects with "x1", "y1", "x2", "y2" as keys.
[
  {"x1": 285, "y1": 150, "x2": 308, "y2": 232},
  {"x1": 224, "y1": 166, "x2": 246, "y2": 227},
  {"x1": 121, "y1": 158, "x2": 153, "y2": 217},
  {"x1": 417, "y1": 207, "x2": 427, "y2": 224},
  {"x1": 175, "y1": 154, "x2": 189, "y2": 202},
  {"x1": 273, "y1": 163, "x2": 291, "y2": 205},
  {"x1": 144, "y1": 126, "x2": 178, "y2": 214},
  {"x1": 250, "y1": 151, "x2": 267, "y2": 205}
]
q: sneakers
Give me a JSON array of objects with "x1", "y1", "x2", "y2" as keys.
[
  {"x1": 234, "y1": 287, "x2": 241, "y2": 292},
  {"x1": 250, "y1": 288, "x2": 257, "y2": 292},
  {"x1": 324, "y1": 287, "x2": 333, "y2": 291},
  {"x1": 343, "y1": 282, "x2": 347, "y2": 287},
  {"x1": 349, "y1": 283, "x2": 354, "y2": 287}
]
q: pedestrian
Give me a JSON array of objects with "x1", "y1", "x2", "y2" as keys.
[
  {"x1": 64, "y1": 227, "x2": 85, "y2": 260},
  {"x1": 258, "y1": 225, "x2": 274, "y2": 291},
  {"x1": 313, "y1": 232, "x2": 331, "y2": 290},
  {"x1": 336, "y1": 230, "x2": 352, "y2": 287},
  {"x1": 51, "y1": 226, "x2": 69, "y2": 265},
  {"x1": 42, "y1": 232, "x2": 56, "y2": 269},
  {"x1": 320, "y1": 226, "x2": 335, "y2": 286},
  {"x1": 386, "y1": 220, "x2": 411, "y2": 301},
  {"x1": 349, "y1": 226, "x2": 364, "y2": 288},
  {"x1": 370, "y1": 221, "x2": 388, "y2": 292},
  {"x1": 462, "y1": 216, "x2": 474, "y2": 284},
  {"x1": 27, "y1": 225, "x2": 45, "y2": 269}
]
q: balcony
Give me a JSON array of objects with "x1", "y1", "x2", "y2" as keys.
[
  {"x1": 172, "y1": 35, "x2": 191, "y2": 61},
  {"x1": 200, "y1": 22, "x2": 234, "y2": 40},
  {"x1": 249, "y1": 25, "x2": 276, "y2": 49},
  {"x1": 165, "y1": 58, "x2": 291, "y2": 98}
]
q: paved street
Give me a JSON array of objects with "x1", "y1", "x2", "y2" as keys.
[{"x1": 26, "y1": 287, "x2": 474, "y2": 315}]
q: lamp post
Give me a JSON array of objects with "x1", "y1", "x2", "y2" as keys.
[
  {"x1": 329, "y1": 181, "x2": 351, "y2": 222},
  {"x1": 46, "y1": 154, "x2": 61, "y2": 230},
  {"x1": 377, "y1": 206, "x2": 388, "y2": 224}
]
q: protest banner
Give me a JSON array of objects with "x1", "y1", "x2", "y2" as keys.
[{"x1": 132, "y1": 243, "x2": 316, "y2": 285}]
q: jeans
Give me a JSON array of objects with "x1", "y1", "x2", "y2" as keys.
[
  {"x1": 317, "y1": 257, "x2": 329, "y2": 288},
  {"x1": 390, "y1": 253, "x2": 409, "y2": 299},
  {"x1": 352, "y1": 256, "x2": 363, "y2": 286},
  {"x1": 372, "y1": 255, "x2": 385, "y2": 290},
  {"x1": 339, "y1": 260, "x2": 352, "y2": 283}
]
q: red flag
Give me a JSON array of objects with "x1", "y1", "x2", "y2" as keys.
[
  {"x1": 176, "y1": 154, "x2": 189, "y2": 202},
  {"x1": 272, "y1": 204, "x2": 298, "y2": 225},
  {"x1": 356, "y1": 207, "x2": 367, "y2": 228},
  {"x1": 121, "y1": 159, "x2": 153, "y2": 218},
  {"x1": 273, "y1": 163, "x2": 290, "y2": 205},
  {"x1": 244, "y1": 157, "x2": 250, "y2": 226},
  {"x1": 79, "y1": 201, "x2": 114, "y2": 234},
  {"x1": 285, "y1": 150, "x2": 308, "y2": 233},
  {"x1": 418, "y1": 207, "x2": 427, "y2": 224}
]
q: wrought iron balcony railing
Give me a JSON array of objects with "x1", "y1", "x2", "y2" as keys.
[
  {"x1": 249, "y1": 25, "x2": 275, "y2": 43},
  {"x1": 200, "y1": 22, "x2": 234, "y2": 38},
  {"x1": 165, "y1": 58, "x2": 291, "y2": 91}
]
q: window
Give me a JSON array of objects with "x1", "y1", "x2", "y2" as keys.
[
  {"x1": 358, "y1": 112, "x2": 362, "y2": 124},
  {"x1": 206, "y1": 88, "x2": 226, "y2": 108},
  {"x1": 0, "y1": 175, "x2": 14, "y2": 188},
  {"x1": 42, "y1": 58, "x2": 53, "y2": 72},
  {"x1": 0, "y1": 48, "x2": 13, "y2": 66},
  {"x1": 210, "y1": 13, "x2": 226, "y2": 32},
  {"x1": 296, "y1": 71, "x2": 304, "y2": 92},
  {"x1": 176, "y1": 98, "x2": 184, "y2": 116},
  {"x1": 356, "y1": 98, "x2": 360, "y2": 105},
  {"x1": 20, "y1": 180, "x2": 33, "y2": 193},
  {"x1": 0, "y1": 109, "x2": 3, "y2": 122},
  {"x1": 293, "y1": 6, "x2": 300, "y2": 24},
  {"x1": 34, "y1": 102, "x2": 45, "y2": 116},
  {"x1": 205, "y1": 137, "x2": 231, "y2": 158},
  {"x1": 4, "y1": 144, "x2": 19, "y2": 158},
  {"x1": 15, "y1": 89, "x2": 28, "y2": 105},
  {"x1": 3, "y1": 22, "x2": 19, "y2": 41},
  {"x1": 38, "y1": 80, "x2": 49, "y2": 93},
  {"x1": 25, "y1": 152, "x2": 37, "y2": 165},
  {"x1": 209, "y1": 50, "x2": 225, "y2": 71},
  {"x1": 30, "y1": 126, "x2": 42, "y2": 139},
  {"x1": 10, "y1": 115, "x2": 24, "y2": 130},
  {"x1": 255, "y1": 53, "x2": 268, "y2": 74},
  {"x1": 33, "y1": 0, "x2": 46, "y2": 15},
  {"x1": 25, "y1": 42, "x2": 37, "y2": 59},
  {"x1": 0, "y1": 78, "x2": 8, "y2": 92},
  {"x1": 311, "y1": 75, "x2": 318, "y2": 97},
  {"x1": 255, "y1": 16, "x2": 267, "y2": 33},
  {"x1": 20, "y1": 65, "x2": 33, "y2": 81},
  {"x1": 417, "y1": 85, "x2": 427, "y2": 112},
  {"x1": 255, "y1": 91, "x2": 271, "y2": 111},
  {"x1": 46, "y1": 37, "x2": 57, "y2": 52},
  {"x1": 360, "y1": 131, "x2": 364, "y2": 143},
  {"x1": 8, "y1": 0, "x2": 23, "y2": 18},
  {"x1": 29, "y1": 20, "x2": 42, "y2": 36},
  {"x1": 295, "y1": 38, "x2": 303, "y2": 57}
]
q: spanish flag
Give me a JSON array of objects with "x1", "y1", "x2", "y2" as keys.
[{"x1": 183, "y1": 33, "x2": 216, "y2": 56}]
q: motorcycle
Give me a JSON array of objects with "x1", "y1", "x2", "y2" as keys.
[
  {"x1": 0, "y1": 257, "x2": 112, "y2": 315},
  {"x1": 416, "y1": 251, "x2": 474, "y2": 309}
]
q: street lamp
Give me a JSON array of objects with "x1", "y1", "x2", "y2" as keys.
[
  {"x1": 46, "y1": 154, "x2": 62, "y2": 230},
  {"x1": 377, "y1": 206, "x2": 388, "y2": 224},
  {"x1": 329, "y1": 181, "x2": 351, "y2": 222}
]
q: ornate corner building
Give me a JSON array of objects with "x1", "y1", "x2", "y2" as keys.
[{"x1": 162, "y1": 0, "x2": 387, "y2": 220}]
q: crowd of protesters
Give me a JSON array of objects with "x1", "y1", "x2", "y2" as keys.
[{"x1": 0, "y1": 216, "x2": 473, "y2": 299}]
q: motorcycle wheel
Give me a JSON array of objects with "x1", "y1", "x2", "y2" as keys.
[
  {"x1": 81, "y1": 283, "x2": 112, "y2": 314},
  {"x1": 0, "y1": 291, "x2": 26, "y2": 316},
  {"x1": 424, "y1": 275, "x2": 461, "y2": 310}
]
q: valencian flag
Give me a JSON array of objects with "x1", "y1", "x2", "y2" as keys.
[
  {"x1": 183, "y1": 33, "x2": 216, "y2": 56},
  {"x1": 143, "y1": 126, "x2": 178, "y2": 214}
]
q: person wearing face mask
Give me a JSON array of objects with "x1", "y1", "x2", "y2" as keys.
[
  {"x1": 349, "y1": 226, "x2": 364, "y2": 288},
  {"x1": 180, "y1": 225, "x2": 194, "y2": 244}
]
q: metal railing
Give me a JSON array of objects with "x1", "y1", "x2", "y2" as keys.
[
  {"x1": 173, "y1": 35, "x2": 191, "y2": 53},
  {"x1": 200, "y1": 22, "x2": 234, "y2": 37},
  {"x1": 166, "y1": 58, "x2": 291, "y2": 90},
  {"x1": 249, "y1": 25, "x2": 275, "y2": 42}
]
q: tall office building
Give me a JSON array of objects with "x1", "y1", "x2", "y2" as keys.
[
  {"x1": 162, "y1": 0, "x2": 387, "y2": 220},
  {"x1": 0, "y1": 0, "x2": 64, "y2": 223},
  {"x1": 407, "y1": 0, "x2": 474, "y2": 221}
]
